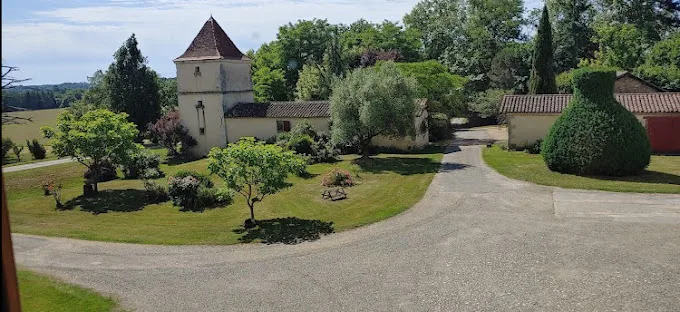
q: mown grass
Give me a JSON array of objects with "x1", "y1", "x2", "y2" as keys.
[
  {"x1": 1, "y1": 108, "x2": 64, "y2": 145},
  {"x1": 483, "y1": 145, "x2": 680, "y2": 194},
  {"x1": 18, "y1": 270, "x2": 122, "y2": 312},
  {"x1": 6, "y1": 146, "x2": 443, "y2": 245},
  {"x1": 2, "y1": 108, "x2": 64, "y2": 167}
]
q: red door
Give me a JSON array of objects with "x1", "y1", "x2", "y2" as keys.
[{"x1": 646, "y1": 117, "x2": 680, "y2": 153}]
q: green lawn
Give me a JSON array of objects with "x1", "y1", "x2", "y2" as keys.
[
  {"x1": 2, "y1": 108, "x2": 63, "y2": 167},
  {"x1": 483, "y1": 145, "x2": 680, "y2": 194},
  {"x1": 2, "y1": 108, "x2": 64, "y2": 145},
  {"x1": 18, "y1": 270, "x2": 122, "y2": 312},
  {"x1": 6, "y1": 147, "x2": 443, "y2": 245}
]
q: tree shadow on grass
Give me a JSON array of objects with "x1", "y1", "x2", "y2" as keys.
[
  {"x1": 64, "y1": 189, "x2": 165, "y2": 214},
  {"x1": 354, "y1": 157, "x2": 443, "y2": 175},
  {"x1": 234, "y1": 217, "x2": 334, "y2": 245},
  {"x1": 579, "y1": 170, "x2": 680, "y2": 185}
]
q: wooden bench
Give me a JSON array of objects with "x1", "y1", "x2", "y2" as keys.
[{"x1": 321, "y1": 187, "x2": 347, "y2": 201}]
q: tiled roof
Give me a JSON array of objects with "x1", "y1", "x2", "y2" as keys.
[
  {"x1": 225, "y1": 101, "x2": 331, "y2": 118},
  {"x1": 175, "y1": 17, "x2": 246, "y2": 61},
  {"x1": 500, "y1": 93, "x2": 680, "y2": 114}
]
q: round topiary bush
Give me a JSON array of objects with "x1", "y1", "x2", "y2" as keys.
[{"x1": 541, "y1": 69, "x2": 651, "y2": 176}]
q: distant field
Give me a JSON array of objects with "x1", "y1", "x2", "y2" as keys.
[{"x1": 1, "y1": 108, "x2": 64, "y2": 144}]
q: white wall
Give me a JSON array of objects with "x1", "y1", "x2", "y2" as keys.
[
  {"x1": 175, "y1": 58, "x2": 255, "y2": 156},
  {"x1": 372, "y1": 108, "x2": 429, "y2": 150},
  {"x1": 225, "y1": 118, "x2": 330, "y2": 143}
]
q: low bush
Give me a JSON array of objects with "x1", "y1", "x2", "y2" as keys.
[
  {"x1": 142, "y1": 180, "x2": 169, "y2": 202},
  {"x1": 2, "y1": 137, "x2": 14, "y2": 162},
  {"x1": 26, "y1": 139, "x2": 47, "y2": 160},
  {"x1": 120, "y1": 150, "x2": 164, "y2": 179},
  {"x1": 147, "y1": 111, "x2": 197, "y2": 158},
  {"x1": 525, "y1": 139, "x2": 542, "y2": 154},
  {"x1": 167, "y1": 170, "x2": 227, "y2": 211},
  {"x1": 84, "y1": 160, "x2": 118, "y2": 182},
  {"x1": 321, "y1": 168, "x2": 353, "y2": 187},
  {"x1": 287, "y1": 135, "x2": 315, "y2": 156}
]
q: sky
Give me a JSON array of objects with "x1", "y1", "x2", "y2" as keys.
[{"x1": 2, "y1": 0, "x2": 543, "y2": 85}]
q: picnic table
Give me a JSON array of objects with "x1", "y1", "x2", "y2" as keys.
[{"x1": 321, "y1": 187, "x2": 347, "y2": 201}]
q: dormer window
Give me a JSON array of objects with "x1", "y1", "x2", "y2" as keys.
[{"x1": 194, "y1": 66, "x2": 201, "y2": 76}]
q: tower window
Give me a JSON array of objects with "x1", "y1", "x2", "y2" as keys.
[
  {"x1": 276, "y1": 120, "x2": 291, "y2": 132},
  {"x1": 194, "y1": 66, "x2": 201, "y2": 76}
]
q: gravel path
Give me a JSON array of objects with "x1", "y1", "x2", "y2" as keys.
[
  {"x1": 2, "y1": 158, "x2": 76, "y2": 173},
  {"x1": 12, "y1": 129, "x2": 680, "y2": 311}
]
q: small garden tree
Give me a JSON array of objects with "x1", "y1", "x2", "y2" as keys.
[
  {"x1": 542, "y1": 69, "x2": 651, "y2": 176},
  {"x1": 148, "y1": 111, "x2": 197, "y2": 158},
  {"x1": 208, "y1": 138, "x2": 305, "y2": 226},
  {"x1": 330, "y1": 61, "x2": 417, "y2": 157},
  {"x1": 42, "y1": 109, "x2": 140, "y2": 193}
]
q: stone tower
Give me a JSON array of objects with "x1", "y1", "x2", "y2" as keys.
[{"x1": 174, "y1": 16, "x2": 254, "y2": 156}]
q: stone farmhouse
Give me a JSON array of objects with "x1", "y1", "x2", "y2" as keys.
[
  {"x1": 500, "y1": 72, "x2": 680, "y2": 153},
  {"x1": 174, "y1": 17, "x2": 428, "y2": 156}
]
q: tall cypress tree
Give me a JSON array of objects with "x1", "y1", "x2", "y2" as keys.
[
  {"x1": 105, "y1": 34, "x2": 161, "y2": 131},
  {"x1": 529, "y1": 6, "x2": 557, "y2": 94}
]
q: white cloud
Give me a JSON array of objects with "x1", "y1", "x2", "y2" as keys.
[{"x1": 2, "y1": 0, "x2": 542, "y2": 84}]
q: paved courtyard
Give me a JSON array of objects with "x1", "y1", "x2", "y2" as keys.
[{"x1": 12, "y1": 129, "x2": 680, "y2": 311}]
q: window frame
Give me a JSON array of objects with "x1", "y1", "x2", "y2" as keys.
[{"x1": 276, "y1": 120, "x2": 291, "y2": 133}]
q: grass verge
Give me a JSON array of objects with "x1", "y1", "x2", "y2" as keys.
[
  {"x1": 482, "y1": 145, "x2": 680, "y2": 194},
  {"x1": 18, "y1": 270, "x2": 122, "y2": 312}
]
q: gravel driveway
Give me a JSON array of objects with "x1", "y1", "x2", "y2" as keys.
[{"x1": 12, "y1": 129, "x2": 680, "y2": 311}]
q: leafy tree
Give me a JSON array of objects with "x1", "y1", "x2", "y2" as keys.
[
  {"x1": 529, "y1": 6, "x2": 557, "y2": 94},
  {"x1": 158, "y1": 78, "x2": 177, "y2": 113},
  {"x1": 390, "y1": 60, "x2": 469, "y2": 117},
  {"x1": 635, "y1": 32, "x2": 680, "y2": 91},
  {"x1": 105, "y1": 34, "x2": 161, "y2": 131},
  {"x1": 442, "y1": 0, "x2": 524, "y2": 90},
  {"x1": 542, "y1": 69, "x2": 650, "y2": 176},
  {"x1": 295, "y1": 64, "x2": 334, "y2": 101},
  {"x1": 404, "y1": 0, "x2": 467, "y2": 60},
  {"x1": 252, "y1": 67, "x2": 288, "y2": 102},
  {"x1": 208, "y1": 138, "x2": 306, "y2": 225},
  {"x1": 330, "y1": 62, "x2": 418, "y2": 157},
  {"x1": 548, "y1": 0, "x2": 597, "y2": 73},
  {"x1": 467, "y1": 89, "x2": 510, "y2": 119},
  {"x1": 74, "y1": 69, "x2": 110, "y2": 114},
  {"x1": 42, "y1": 109, "x2": 140, "y2": 193},
  {"x1": 595, "y1": 0, "x2": 680, "y2": 41},
  {"x1": 147, "y1": 111, "x2": 197, "y2": 158},
  {"x1": 592, "y1": 23, "x2": 650, "y2": 70},
  {"x1": 488, "y1": 42, "x2": 532, "y2": 94},
  {"x1": 249, "y1": 42, "x2": 291, "y2": 102},
  {"x1": 277, "y1": 19, "x2": 335, "y2": 90}
]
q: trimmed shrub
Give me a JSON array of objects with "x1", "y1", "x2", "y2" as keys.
[
  {"x1": 172, "y1": 170, "x2": 213, "y2": 188},
  {"x1": 542, "y1": 69, "x2": 651, "y2": 176},
  {"x1": 26, "y1": 139, "x2": 47, "y2": 160},
  {"x1": 525, "y1": 139, "x2": 542, "y2": 154},
  {"x1": 121, "y1": 150, "x2": 164, "y2": 179},
  {"x1": 321, "y1": 168, "x2": 353, "y2": 187}
]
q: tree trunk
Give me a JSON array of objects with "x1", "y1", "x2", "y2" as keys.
[{"x1": 249, "y1": 203, "x2": 256, "y2": 223}]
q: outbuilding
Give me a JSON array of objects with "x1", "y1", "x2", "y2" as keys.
[{"x1": 499, "y1": 93, "x2": 680, "y2": 153}]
